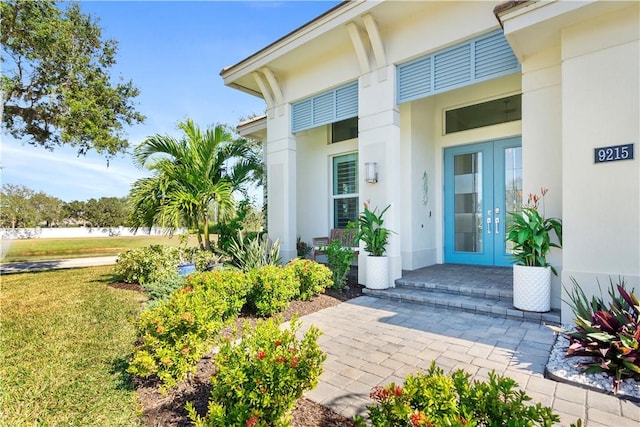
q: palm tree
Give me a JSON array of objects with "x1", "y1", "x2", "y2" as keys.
[{"x1": 129, "y1": 119, "x2": 262, "y2": 250}]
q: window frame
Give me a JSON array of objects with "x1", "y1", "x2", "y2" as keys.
[{"x1": 330, "y1": 152, "x2": 359, "y2": 229}]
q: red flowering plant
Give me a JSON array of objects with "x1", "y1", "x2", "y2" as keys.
[
  {"x1": 354, "y1": 361, "x2": 570, "y2": 427},
  {"x1": 285, "y1": 258, "x2": 333, "y2": 301},
  {"x1": 128, "y1": 270, "x2": 249, "y2": 392},
  {"x1": 188, "y1": 315, "x2": 326, "y2": 427}
]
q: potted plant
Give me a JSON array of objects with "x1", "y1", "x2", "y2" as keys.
[
  {"x1": 506, "y1": 188, "x2": 562, "y2": 312},
  {"x1": 353, "y1": 202, "x2": 393, "y2": 289}
]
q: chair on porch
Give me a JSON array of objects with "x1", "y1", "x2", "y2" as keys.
[{"x1": 312, "y1": 228, "x2": 359, "y2": 261}]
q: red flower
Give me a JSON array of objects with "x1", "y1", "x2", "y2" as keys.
[
  {"x1": 393, "y1": 385, "x2": 403, "y2": 396},
  {"x1": 274, "y1": 340, "x2": 282, "y2": 347},
  {"x1": 256, "y1": 350, "x2": 266, "y2": 360},
  {"x1": 246, "y1": 416, "x2": 259, "y2": 427},
  {"x1": 290, "y1": 356, "x2": 299, "y2": 367},
  {"x1": 276, "y1": 356, "x2": 286, "y2": 363},
  {"x1": 410, "y1": 411, "x2": 429, "y2": 426}
]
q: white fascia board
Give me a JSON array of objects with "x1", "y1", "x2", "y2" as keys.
[
  {"x1": 500, "y1": 0, "x2": 597, "y2": 36},
  {"x1": 221, "y1": 0, "x2": 379, "y2": 85}
]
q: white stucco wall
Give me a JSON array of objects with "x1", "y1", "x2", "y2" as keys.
[{"x1": 559, "y1": 4, "x2": 640, "y2": 323}]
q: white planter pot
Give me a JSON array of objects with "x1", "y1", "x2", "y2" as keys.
[
  {"x1": 366, "y1": 256, "x2": 389, "y2": 289},
  {"x1": 513, "y1": 265, "x2": 551, "y2": 312}
]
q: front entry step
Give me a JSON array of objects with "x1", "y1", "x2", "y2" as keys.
[{"x1": 362, "y1": 265, "x2": 560, "y2": 325}]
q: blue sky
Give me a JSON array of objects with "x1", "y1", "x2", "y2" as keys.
[{"x1": 1, "y1": 1, "x2": 340, "y2": 202}]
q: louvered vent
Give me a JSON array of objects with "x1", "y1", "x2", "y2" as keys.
[
  {"x1": 292, "y1": 81, "x2": 358, "y2": 133},
  {"x1": 397, "y1": 29, "x2": 520, "y2": 104}
]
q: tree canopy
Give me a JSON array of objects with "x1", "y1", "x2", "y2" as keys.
[
  {"x1": 0, "y1": 0, "x2": 145, "y2": 157},
  {"x1": 129, "y1": 119, "x2": 262, "y2": 250}
]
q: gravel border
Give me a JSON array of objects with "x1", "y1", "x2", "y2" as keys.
[{"x1": 545, "y1": 329, "x2": 640, "y2": 403}]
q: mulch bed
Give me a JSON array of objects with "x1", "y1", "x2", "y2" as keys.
[{"x1": 121, "y1": 272, "x2": 363, "y2": 427}]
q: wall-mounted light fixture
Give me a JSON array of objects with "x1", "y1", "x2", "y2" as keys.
[{"x1": 365, "y1": 162, "x2": 378, "y2": 183}]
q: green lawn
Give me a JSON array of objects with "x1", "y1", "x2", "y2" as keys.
[
  {"x1": 1, "y1": 234, "x2": 198, "y2": 262},
  {"x1": 0, "y1": 266, "x2": 145, "y2": 426}
]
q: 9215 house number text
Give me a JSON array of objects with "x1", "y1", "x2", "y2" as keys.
[{"x1": 594, "y1": 143, "x2": 634, "y2": 164}]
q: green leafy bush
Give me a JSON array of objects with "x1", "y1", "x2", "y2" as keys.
[
  {"x1": 226, "y1": 232, "x2": 281, "y2": 272},
  {"x1": 325, "y1": 239, "x2": 355, "y2": 289},
  {"x1": 246, "y1": 265, "x2": 298, "y2": 316},
  {"x1": 187, "y1": 316, "x2": 326, "y2": 427},
  {"x1": 356, "y1": 361, "x2": 572, "y2": 427},
  {"x1": 114, "y1": 244, "x2": 180, "y2": 284},
  {"x1": 128, "y1": 270, "x2": 250, "y2": 391},
  {"x1": 549, "y1": 277, "x2": 640, "y2": 393},
  {"x1": 286, "y1": 259, "x2": 333, "y2": 301}
]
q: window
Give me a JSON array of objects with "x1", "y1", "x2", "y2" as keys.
[
  {"x1": 331, "y1": 117, "x2": 358, "y2": 143},
  {"x1": 445, "y1": 94, "x2": 522, "y2": 134},
  {"x1": 332, "y1": 153, "x2": 358, "y2": 228}
]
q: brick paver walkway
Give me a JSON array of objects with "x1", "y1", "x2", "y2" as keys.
[{"x1": 298, "y1": 296, "x2": 640, "y2": 426}]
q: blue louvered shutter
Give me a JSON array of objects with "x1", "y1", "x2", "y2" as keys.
[
  {"x1": 397, "y1": 29, "x2": 520, "y2": 104},
  {"x1": 335, "y1": 82, "x2": 358, "y2": 118},
  {"x1": 397, "y1": 56, "x2": 432, "y2": 103},
  {"x1": 474, "y1": 31, "x2": 519, "y2": 79},
  {"x1": 291, "y1": 81, "x2": 358, "y2": 133}
]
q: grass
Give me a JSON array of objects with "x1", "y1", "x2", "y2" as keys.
[
  {"x1": 0, "y1": 265, "x2": 146, "y2": 426},
  {"x1": 1, "y1": 234, "x2": 199, "y2": 262}
]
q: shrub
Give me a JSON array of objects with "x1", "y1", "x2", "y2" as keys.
[
  {"x1": 325, "y1": 239, "x2": 355, "y2": 289},
  {"x1": 128, "y1": 270, "x2": 250, "y2": 391},
  {"x1": 114, "y1": 244, "x2": 180, "y2": 284},
  {"x1": 246, "y1": 265, "x2": 298, "y2": 316},
  {"x1": 549, "y1": 277, "x2": 640, "y2": 393},
  {"x1": 286, "y1": 259, "x2": 333, "y2": 301},
  {"x1": 143, "y1": 275, "x2": 187, "y2": 304},
  {"x1": 226, "y1": 232, "x2": 281, "y2": 272},
  {"x1": 356, "y1": 361, "x2": 572, "y2": 427},
  {"x1": 187, "y1": 316, "x2": 326, "y2": 427}
]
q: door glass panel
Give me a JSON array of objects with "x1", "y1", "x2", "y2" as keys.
[
  {"x1": 504, "y1": 146, "x2": 522, "y2": 253},
  {"x1": 453, "y1": 152, "x2": 482, "y2": 252}
]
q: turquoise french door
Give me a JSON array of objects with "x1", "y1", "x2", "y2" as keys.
[{"x1": 444, "y1": 137, "x2": 522, "y2": 266}]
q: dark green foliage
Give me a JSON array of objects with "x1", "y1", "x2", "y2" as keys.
[
  {"x1": 187, "y1": 316, "x2": 325, "y2": 427},
  {"x1": 1, "y1": 0, "x2": 145, "y2": 156},
  {"x1": 549, "y1": 277, "x2": 640, "y2": 392},
  {"x1": 143, "y1": 275, "x2": 186, "y2": 304},
  {"x1": 325, "y1": 239, "x2": 355, "y2": 289},
  {"x1": 506, "y1": 190, "x2": 562, "y2": 274},
  {"x1": 286, "y1": 258, "x2": 333, "y2": 300},
  {"x1": 353, "y1": 203, "x2": 392, "y2": 256},
  {"x1": 357, "y1": 361, "x2": 571, "y2": 427}
]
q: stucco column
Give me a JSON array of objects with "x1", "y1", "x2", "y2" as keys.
[
  {"x1": 265, "y1": 105, "x2": 297, "y2": 263},
  {"x1": 358, "y1": 65, "x2": 402, "y2": 286}
]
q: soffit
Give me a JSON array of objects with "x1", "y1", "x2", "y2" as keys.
[{"x1": 220, "y1": 0, "x2": 439, "y2": 98}]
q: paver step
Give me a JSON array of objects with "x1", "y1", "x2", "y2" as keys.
[
  {"x1": 395, "y1": 277, "x2": 513, "y2": 301},
  {"x1": 362, "y1": 285, "x2": 560, "y2": 325}
]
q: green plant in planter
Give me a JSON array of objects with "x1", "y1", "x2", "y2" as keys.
[
  {"x1": 353, "y1": 202, "x2": 392, "y2": 256},
  {"x1": 506, "y1": 188, "x2": 562, "y2": 274}
]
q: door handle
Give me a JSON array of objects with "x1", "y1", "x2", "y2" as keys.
[
  {"x1": 486, "y1": 210, "x2": 492, "y2": 234},
  {"x1": 494, "y1": 208, "x2": 500, "y2": 234}
]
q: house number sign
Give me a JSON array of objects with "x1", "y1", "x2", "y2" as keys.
[{"x1": 594, "y1": 143, "x2": 634, "y2": 164}]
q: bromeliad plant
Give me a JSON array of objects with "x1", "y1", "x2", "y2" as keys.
[
  {"x1": 506, "y1": 188, "x2": 562, "y2": 274},
  {"x1": 548, "y1": 277, "x2": 640, "y2": 393},
  {"x1": 353, "y1": 202, "x2": 392, "y2": 256}
]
